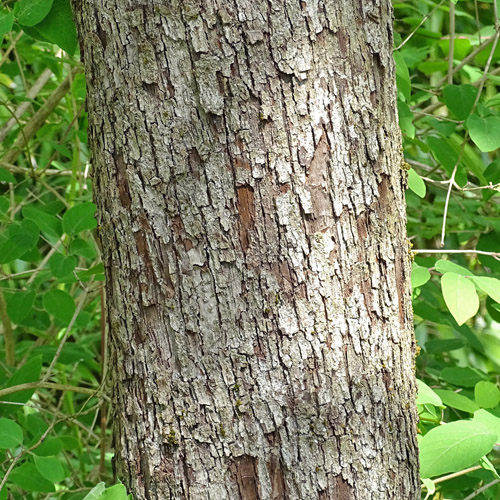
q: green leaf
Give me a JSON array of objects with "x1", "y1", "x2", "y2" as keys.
[
  {"x1": 397, "y1": 100, "x2": 415, "y2": 138},
  {"x1": 49, "y1": 253, "x2": 77, "y2": 278},
  {"x1": 22, "y1": 205, "x2": 62, "y2": 239},
  {"x1": 82, "y1": 483, "x2": 106, "y2": 500},
  {"x1": 30, "y1": 0, "x2": 77, "y2": 54},
  {"x1": 427, "y1": 136, "x2": 458, "y2": 175},
  {"x1": 441, "y1": 272, "x2": 479, "y2": 325},
  {"x1": 419, "y1": 420, "x2": 497, "y2": 478},
  {"x1": 475, "y1": 381, "x2": 500, "y2": 409},
  {"x1": 440, "y1": 367, "x2": 487, "y2": 388},
  {"x1": 0, "y1": 418, "x2": 23, "y2": 448},
  {"x1": 472, "y1": 276, "x2": 500, "y2": 304},
  {"x1": 0, "y1": 12, "x2": 14, "y2": 39},
  {"x1": 416, "y1": 379, "x2": 443, "y2": 407},
  {"x1": 9, "y1": 462, "x2": 55, "y2": 492},
  {"x1": 478, "y1": 232, "x2": 500, "y2": 274},
  {"x1": 33, "y1": 437, "x2": 62, "y2": 456},
  {"x1": 15, "y1": 0, "x2": 53, "y2": 27},
  {"x1": 6, "y1": 290, "x2": 36, "y2": 323},
  {"x1": 411, "y1": 263, "x2": 431, "y2": 288},
  {"x1": 1, "y1": 355, "x2": 42, "y2": 407},
  {"x1": 443, "y1": 84, "x2": 478, "y2": 120},
  {"x1": 63, "y1": 202, "x2": 97, "y2": 235},
  {"x1": 425, "y1": 338, "x2": 464, "y2": 354},
  {"x1": 466, "y1": 114, "x2": 500, "y2": 152},
  {"x1": 434, "y1": 389, "x2": 479, "y2": 413},
  {"x1": 101, "y1": 484, "x2": 128, "y2": 500},
  {"x1": 70, "y1": 238, "x2": 96, "y2": 259},
  {"x1": 435, "y1": 260, "x2": 472, "y2": 277},
  {"x1": 394, "y1": 51, "x2": 411, "y2": 101},
  {"x1": 42, "y1": 289, "x2": 75, "y2": 324},
  {"x1": 0, "y1": 168, "x2": 16, "y2": 183},
  {"x1": 34, "y1": 455, "x2": 67, "y2": 483},
  {"x1": 0, "y1": 220, "x2": 39, "y2": 263},
  {"x1": 474, "y1": 409, "x2": 500, "y2": 441},
  {"x1": 422, "y1": 478, "x2": 435, "y2": 496},
  {"x1": 0, "y1": 196, "x2": 9, "y2": 215},
  {"x1": 408, "y1": 168, "x2": 426, "y2": 198}
]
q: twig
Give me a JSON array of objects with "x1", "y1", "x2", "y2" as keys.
[
  {"x1": 0, "y1": 69, "x2": 53, "y2": 143},
  {"x1": 42, "y1": 280, "x2": 93, "y2": 383},
  {"x1": 0, "y1": 381, "x2": 99, "y2": 399},
  {"x1": 0, "y1": 288, "x2": 14, "y2": 365},
  {"x1": 464, "y1": 479, "x2": 500, "y2": 500},
  {"x1": 0, "y1": 161, "x2": 73, "y2": 176},
  {"x1": 433, "y1": 465, "x2": 482, "y2": 484},
  {"x1": 413, "y1": 249, "x2": 500, "y2": 260},
  {"x1": 439, "y1": 21, "x2": 500, "y2": 246},
  {"x1": 1, "y1": 66, "x2": 83, "y2": 166},
  {"x1": 448, "y1": 2, "x2": 455, "y2": 85},
  {"x1": 394, "y1": 0, "x2": 446, "y2": 51}
]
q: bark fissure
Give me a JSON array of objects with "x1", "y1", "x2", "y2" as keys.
[{"x1": 73, "y1": 0, "x2": 420, "y2": 498}]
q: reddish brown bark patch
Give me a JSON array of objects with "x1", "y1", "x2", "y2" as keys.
[
  {"x1": 230, "y1": 455, "x2": 259, "y2": 500},
  {"x1": 267, "y1": 455, "x2": 285, "y2": 499},
  {"x1": 116, "y1": 153, "x2": 131, "y2": 208},
  {"x1": 237, "y1": 185, "x2": 255, "y2": 253},
  {"x1": 334, "y1": 476, "x2": 354, "y2": 499}
]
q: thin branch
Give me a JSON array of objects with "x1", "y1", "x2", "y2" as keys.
[
  {"x1": 394, "y1": 0, "x2": 446, "y2": 51},
  {"x1": 436, "y1": 34, "x2": 496, "y2": 88},
  {"x1": 464, "y1": 479, "x2": 500, "y2": 500},
  {"x1": 42, "y1": 281, "x2": 92, "y2": 383},
  {"x1": 0, "y1": 160, "x2": 73, "y2": 176},
  {"x1": 433, "y1": 465, "x2": 482, "y2": 484},
  {"x1": 0, "y1": 381, "x2": 100, "y2": 399},
  {"x1": 0, "y1": 68, "x2": 52, "y2": 142},
  {"x1": 413, "y1": 249, "x2": 500, "y2": 260},
  {"x1": 0, "y1": 32, "x2": 23, "y2": 69},
  {"x1": 0, "y1": 289, "x2": 14, "y2": 366},
  {"x1": 440, "y1": 23, "x2": 500, "y2": 246},
  {"x1": 447, "y1": 2, "x2": 455, "y2": 84},
  {"x1": 1, "y1": 66, "x2": 83, "y2": 166}
]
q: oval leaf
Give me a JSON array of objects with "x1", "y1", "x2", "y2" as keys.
[
  {"x1": 49, "y1": 253, "x2": 77, "y2": 278},
  {"x1": 417, "y1": 379, "x2": 443, "y2": 407},
  {"x1": 15, "y1": 0, "x2": 53, "y2": 27},
  {"x1": 443, "y1": 84, "x2": 478, "y2": 120},
  {"x1": 466, "y1": 114, "x2": 500, "y2": 152},
  {"x1": 475, "y1": 381, "x2": 500, "y2": 409},
  {"x1": 62, "y1": 202, "x2": 97, "y2": 235},
  {"x1": 420, "y1": 420, "x2": 497, "y2": 478},
  {"x1": 22, "y1": 205, "x2": 62, "y2": 239},
  {"x1": 441, "y1": 272, "x2": 479, "y2": 325},
  {"x1": 434, "y1": 389, "x2": 479, "y2": 413},
  {"x1": 435, "y1": 260, "x2": 472, "y2": 276},
  {"x1": 408, "y1": 168, "x2": 426, "y2": 198},
  {"x1": 31, "y1": 0, "x2": 77, "y2": 54},
  {"x1": 9, "y1": 462, "x2": 55, "y2": 492},
  {"x1": 6, "y1": 290, "x2": 36, "y2": 324},
  {"x1": 472, "y1": 276, "x2": 500, "y2": 304},
  {"x1": 411, "y1": 263, "x2": 431, "y2": 288},
  {"x1": 42, "y1": 289, "x2": 75, "y2": 324},
  {"x1": 34, "y1": 455, "x2": 67, "y2": 483},
  {"x1": 0, "y1": 418, "x2": 23, "y2": 449}
]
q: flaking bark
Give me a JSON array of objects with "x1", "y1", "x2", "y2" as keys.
[{"x1": 73, "y1": 1, "x2": 420, "y2": 498}]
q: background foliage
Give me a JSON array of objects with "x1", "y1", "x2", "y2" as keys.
[{"x1": 0, "y1": 0, "x2": 498, "y2": 499}]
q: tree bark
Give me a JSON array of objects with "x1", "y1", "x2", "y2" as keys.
[{"x1": 73, "y1": 1, "x2": 420, "y2": 498}]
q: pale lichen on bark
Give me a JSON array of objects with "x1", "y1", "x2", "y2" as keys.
[{"x1": 73, "y1": 0, "x2": 420, "y2": 498}]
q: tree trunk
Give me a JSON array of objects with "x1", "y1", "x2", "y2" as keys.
[{"x1": 73, "y1": 1, "x2": 420, "y2": 498}]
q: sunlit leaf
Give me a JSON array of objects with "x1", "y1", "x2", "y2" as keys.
[
  {"x1": 419, "y1": 420, "x2": 497, "y2": 478},
  {"x1": 441, "y1": 272, "x2": 479, "y2": 325}
]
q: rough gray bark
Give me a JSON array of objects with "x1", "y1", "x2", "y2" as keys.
[{"x1": 73, "y1": 1, "x2": 420, "y2": 498}]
